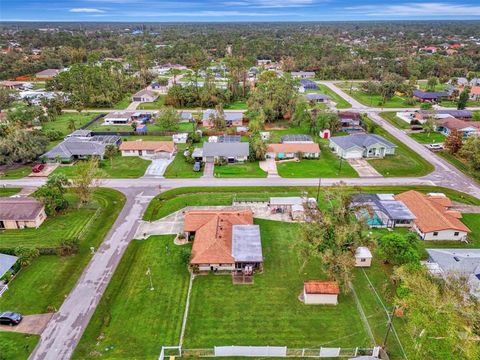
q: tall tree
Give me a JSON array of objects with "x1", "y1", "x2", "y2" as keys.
[
  {"x1": 457, "y1": 88, "x2": 470, "y2": 110},
  {"x1": 459, "y1": 135, "x2": 480, "y2": 170},
  {"x1": 444, "y1": 129, "x2": 463, "y2": 155},
  {"x1": 71, "y1": 157, "x2": 102, "y2": 204}
]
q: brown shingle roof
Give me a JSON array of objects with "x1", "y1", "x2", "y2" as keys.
[
  {"x1": 119, "y1": 141, "x2": 175, "y2": 153},
  {"x1": 437, "y1": 117, "x2": 480, "y2": 131},
  {"x1": 0, "y1": 197, "x2": 44, "y2": 221},
  {"x1": 184, "y1": 210, "x2": 253, "y2": 265},
  {"x1": 394, "y1": 191, "x2": 470, "y2": 233},
  {"x1": 304, "y1": 281, "x2": 340, "y2": 295},
  {"x1": 267, "y1": 143, "x2": 320, "y2": 153}
]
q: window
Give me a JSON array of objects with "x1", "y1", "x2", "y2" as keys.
[
  {"x1": 433, "y1": 232, "x2": 438, "y2": 236},
  {"x1": 361, "y1": 258, "x2": 366, "y2": 262},
  {"x1": 454, "y1": 232, "x2": 459, "y2": 236}
]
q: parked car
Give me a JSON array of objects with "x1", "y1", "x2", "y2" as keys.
[
  {"x1": 426, "y1": 143, "x2": 444, "y2": 151},
  {"x1": 0, "y1": 311, "x2": 23, "y2": 326},
  {"x1": 410, "y1": 125, "x2": 423, "y2": 131},
  {"x1": 193, "y1": 161, "x2": 202, "y2": 172},
  {"x1": 32, "y1": 163, "x2": 45, "y2": 173}
]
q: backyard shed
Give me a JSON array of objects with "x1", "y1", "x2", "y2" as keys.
[
  {"x1": 303, "y1": 281, "x2": 339, "y2": 305},
  {"x1": 355, "y1": 247, "x2": 372, "y2": 267}
]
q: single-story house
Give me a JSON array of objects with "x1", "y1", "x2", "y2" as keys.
[
  {"x1": 0, "y1": 81, "x2": 26, "y2": 90},
  {"x1": 281, "y1": 134, "x2": 314, "y2": 144},
  {"x1": 42, "y1": 131, "x2": 121, "y2": 162},
  {"x1": 291, "y1": 71, "x2": 315, "y2": 79},
  {"x1": 424, "y1": 248, "x2": 480, "y2": 298},
  {"x1": 0, "y1": 198, "x2": 46, "y2": 229},
  {"x1": 184, "y1": 209, "x2": 263, "y2": 273},
  {"x1": 202, "y1": 142, "x2": 249, "y2": 163},
  {"x1": 35, "y1": 68, "x2": 60, "y2": 79},
  {"x1": 413, "y1": 90, "x2": 450, "y2": 103},
  {"x1": 329, "y1": 134, "x2": 396, "y2": 159},
  {"x1": 306, "y1": 93, "x2": 330, "y2": 103},
  {"x1": 119, "y1": 141, "x2": 176, "y2": 159},
  {"x1": 355, "y1": 247, "x2": 372, "y2": 267},
  {"x1": 436, "y1": 117, "x2": 480, "y2": 137},
  {"x1": 0, "y1": 253, "x2": 19, "y2": 295},
  {"x1": 469, "y1": 86, "x2": 480, "y2": 101},
  {"x1": 303, "y1": 281, "x2": 339, "y2": 305},
  {"x1": 103, "y1": 111, "x2": 134, "y2": 125},
  {"x1": 338, "y1": 112, "x2": 362, "y2": 132},
  {"x1": 351, "y1": 193, "x2": 415, "y2": 228},
  {"x1": 395, "y1": 191, "x2": 470, "y2": 241},
  {"x1": 266, "y1": 143, "x2": 320, "y2": 159},
  {"x1": 299, "y1": 79, "x2": 318, "y2": 90},
  {"x1": 132, "y1": 89, "x2": 158, "y2": 102},
  {"x1": 202, "y1": 109, "x2": 244, "y2": 128}
]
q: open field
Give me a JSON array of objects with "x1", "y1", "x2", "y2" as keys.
[
  {"x1": 73, "y1": 236, "x2": 190, "y2": 359},
  {"x1": 337, "y1": 83, "x2": 414, "y2": 108},
  {"x1": 43, "y1": 113, "x2": 103, "y2": 135},
  {"x1": 223, "y1": 100, "x2": 248, "y2": 110},
  {"x1": 0, "y1": 188, "x2": 125, "y2": 314},
  {"x1": 51, "y1": 155, "x2": 151, "y2": 179},
  {"x1": 214, "y1": 161, "x2": 267, "y2": 178}
]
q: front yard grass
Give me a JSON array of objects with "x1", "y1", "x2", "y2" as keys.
[
  {"x1": 409, "y1": 132, "x2": 446, "y2": 144},
  {"x1": 337, "y1": 84, "x2": 414, "y2": 108},
  {"x1": 73, "y1": 236, "x2": 190, "y2": 359},
  {"x1": 51, "y1": 155, "x2": 151, "y2": 179},
  {"x1": 134, "y1": 95, "x2": 167, "y2": 110},
  {"x1": 113, "y1": 93, "x2": 132, "y2": 110},
  {"x1": 438, "y1": 151, "x2": 480, "y2": 182},
  {"x1": 0, "y1": 332, "x2": 39, "y2": 360},
  {"x1": 164, "y1": 150, "x2": 203, "y2": 179},
  {"x1": 379, "y1": 112, "x2": 410, "y2": 130},
  {"x1": 0, "y1": 188, "x2": 21, "y2": 197},
  {"x1": 43, "y1": 113, "x2": 103, "y2": 136},
  {"x1": 0, "y1": 166, "x2": 32, "y2": 179},
  {"x1": 224, "y1": 100, "x2": 248, "y2": 110},
  {"x1": 0, "y1": 188, "x2": 125, "y2": 314},
  {"x1": 214, "y1": 161, "x2": 267, "y2": 178}
]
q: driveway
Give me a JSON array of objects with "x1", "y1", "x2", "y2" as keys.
[
  {"x1": 203, "y1": 162, "x2": 214, "y2": 178},
  {"x1": 126, "y1": 101, "x2": 141, "y2": 110},
  {"x1": 144, "y1": 158, "x2": 173, "y2": 177},
  {"x1": 347, "y1": 159, "x2": 381, "y2": 177},
  {"x1": 260, "y1": 159, "x2": 278, "y2": 177},
  {"x1": 0, "y1": 313, "x2": 53, "y2": 335}
]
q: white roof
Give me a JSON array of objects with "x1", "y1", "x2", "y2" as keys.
[
  {"x1": 291, "y1": 204, "x2": 305, "y2": 212},
  {"x1": 377, "y1": 193, "x2": 395, "y2": 201},
  {"x1": 269, "y1": 197, "x2": 303, "y2": 206},
  {"x1": 355, "y1": 247, "x2": 372, "y2": 258}
]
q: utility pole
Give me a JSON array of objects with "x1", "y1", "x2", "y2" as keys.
[
  {"x1": 316, "y1": 177, "x2": 322, "y2": 202},
  {"x1": 383, "y1": 305, "x2": 397, "y2": 347}
]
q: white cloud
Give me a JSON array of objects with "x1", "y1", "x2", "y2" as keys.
[
  {"x1": 346, "y1": 2, "x2": 480, "y2": 16},
  {"x1": 69, "y1": 8, "x2": 106, "y2": 13}
]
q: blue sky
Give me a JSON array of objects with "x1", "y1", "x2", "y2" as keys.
[{"x1": 2, "y1": 0, "x2": 480, "y2": 22}]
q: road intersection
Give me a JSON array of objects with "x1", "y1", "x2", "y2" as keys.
[{"x1": 2, "y1": 82, "x2": 478, "y2": 360}]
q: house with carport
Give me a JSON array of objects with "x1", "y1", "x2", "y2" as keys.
[
  {"x1": 329, "y1": 134, "x2": 396, "y2": 159},
  {"x1": 119, "y1": 140, "x2": 176, "y2": 159},
  {"x1": 266, "y1": 143, "x2": 320, "y2": 160},
  {"x1": 202, "y1": 142, "x2": 249, "y2": 163}
]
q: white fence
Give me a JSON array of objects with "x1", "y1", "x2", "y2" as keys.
[
  {"x1": 215, "y1": 346, "x2": 287, "y2": 357},
  {"x1": 160, "y1": 345, "x2": 383, "y2": 359}
]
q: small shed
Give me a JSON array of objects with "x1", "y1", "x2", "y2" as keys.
[
  {"x1": 291, "y1": 204, "x2": 305, "y2": 221},
  {"x1": 355, "y1": 247, "x2": 372, "y2": 267},
  {"x1": 173, "y1": 133, "x2": 188, "y2": 144},
  {"x1": 303, "y1": 281, "x2": 339, "y2": 305},
  {"x1": 319, "y1": 129, "x2": 331, "y2": 139}
]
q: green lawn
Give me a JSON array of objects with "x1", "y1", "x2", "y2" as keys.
[
  {"x1": 437, "y1": 151, "x2": 480, "y2": 182},
  {"x1": 0, "y1": 333, "x2": 39, "y2": 360},
  {"x1": 136, "y1": 95, "x2": 166, "y2": 110},
  {"x1": 224, "y1": 100, "x2": 248, "y2": 110},
  {"x1": 164, "y1": 149, "x2": 203, "y2": 179},
  {"x1": 379, "y1": 112, "x2": 411, "y2": 130},
  {"x1": 0, "y1": 188, "x2": 21, "y2": 197},
  {"x1": 276, "y1": 139, "x2": 358, "y2": 178},
  {"x1": 417, "y1": 81, "x2": 449, "y2": 92},
  {"x1": 113, "y1": 94, "x2": 132, "y2": 110},
  {"x1": 184, "y1": 219, "x2": 369, "y2": 348},
  {"x1": 0, "y1": 188, "x2": 125, "y2": 314},
  {"x1": 73, "y1": 236, "x2": 190, "y2": 359},
  {"x1": 438, "y1": 99, "x2": 480, "y2": 108},
  {"x1": 337, "y1": 84, "x2": 414, "y2": 108},
  {"x1": 316, "y1": 84, "x2": 351, "y2": 109},
  {"x1": 51, "y1": 155, "x2": 151, "y2": 179},
  {"x1": 362, "y1": 117, "x2": 434, "y2": 177},
  {"x1": 43, "y1": 113, "x2": 103, "y2": 136},
  {"x1": 409, "y1": 132, "x2": 446, "y2": 144},
  {"x1": 0, "y1": 166, "x2": 31, "y2": 179},
  {"x1": 214, "y1": 161, "x2": 267, "y2": 178}
]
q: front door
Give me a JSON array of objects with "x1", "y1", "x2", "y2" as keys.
[
  {"x1": 139, "y1": 150, "x2": 143, "y2": 156},
  {"x1": 0, "y1": 221, "x2": 4, "y2": 229}
]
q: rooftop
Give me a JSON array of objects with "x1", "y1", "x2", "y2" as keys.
[
  {"x1": 304, "y1": 281, "x2": 340, "y2": 295},
  {"x1": 281, "y1": 134, "x2": 313, "y2": 143},
  {"x1": 232, "y1": 225, "x2": 263, "y2": 263},
  {"x1": 203, "y1": 142, "x2": 249, "y2": 157},
  {"x1": 0, "y1": 253, "x2": 19, "y2": 279},
  {"x1": 330, "y1": 133, "x2": 395, "y2": 151},
  {"x1": 0, "y1": 197, "x2": 44, "y2": 221},
  {"x1": 119, "y1": 141, "x2": 175, "y2": 153},
  {"x1": 267, "y1": 143, "x2": 320, "y2": 154}
]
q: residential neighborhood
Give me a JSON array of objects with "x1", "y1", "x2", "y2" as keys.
[{"x1": 1, "y1": 16, "x2": 480, "y2": 360}]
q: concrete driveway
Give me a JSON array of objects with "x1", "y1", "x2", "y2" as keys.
[
  {"x1": 260, "y1": 159, "x2": 278, "y2": 177},
  {"x1": 203, "y1": 162, "x2": 214, "y2": 178},
  {"x1": 0, "y1": 313, "x2": 53, "y2": 335},
  {"x1": 347, "y1": 158, "x2": 381, "y2": 177},
  {"x1": 144, "y1": 158, "x2": 173, "y2": 177}
]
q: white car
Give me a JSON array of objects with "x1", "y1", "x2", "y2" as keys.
[{"x1": 426, "y1": 143, "x2": 444, "y2": 151}]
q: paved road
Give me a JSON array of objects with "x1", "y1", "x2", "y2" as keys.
[
  {"x1": 29, "y1": 187, "x2": 157, "y2": 360},
  {"x1": 4, "y1": 79, "x2": 476, "y2": 360}
]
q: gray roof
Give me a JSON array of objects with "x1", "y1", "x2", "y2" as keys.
[
  {"x1": 292, "y1": 71, "x2": 315, "y2": 76},
  {"x1": 306, "y1": 93, "x2": 330, "y2": 100},
  {"x1": 351, "y1": 194, "x2": 415, "y2": 221},
  {"x1": 43, "y1": 135, "x2": 120, "y2": 159},
  {"x1": 418, "y1": 109, "x2": 472, "y2": 118},
  {"x1": 203, "y1": 142, "x2": 249, "y2": 157},
  {"x1": 66, "y1": 129, "x2": 92, "y2": 138},
  {"x1": 0, "y1": 197, "x2": 44, "y2": 221},
  {"x1": 133, "y1": 88, "x2": 157, "y2": 98},
  {"x1": 270, "y1": 197, "x2": 303, "y2": 206},
  {"x1": 330, "y1": 134, "x2": 396, "y2": 151},
  {"x1": 218, "y1": 135, "x2": 241, "y2": 143},
  {"x1": 426, "y1": 249, "x2": 480, "y2": 297},
  {"x1": 202, "y1": 109, "x2": 243, "y2": 122},
  {"x1": 413, "y1": 90, "x2": 449, "y2": 99},
  {"x1": 0, "y1": 253, "x2": 19, "y2": 279},
  {"x1": 232, "y1": 225, "x2": 263, "y2": 263},
  {"x1": 281, "y1": 134, "x2": 313, "y2": 143}
]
